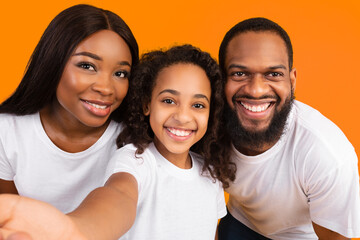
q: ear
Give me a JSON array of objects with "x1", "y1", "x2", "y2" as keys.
[
  {"x1": 143, "y1": 103, "x2": 150, "y2": 116},
  {"x1": 290, "y1": 67, "x2": 297, "y2": 92}
]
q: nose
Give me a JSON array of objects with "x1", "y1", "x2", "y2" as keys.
[
  {"x1": 173, "y1": 105, "x2": 192, "y2": 124},
  {"x1": 91, "y1": 74, "x2": 114, "y2": 96},
  {"x1": 243, "y1": 73, "x2": 269, "y2": 98}
]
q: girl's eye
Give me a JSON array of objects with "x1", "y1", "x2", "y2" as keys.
[
  {"x1": 193, "y1": 103, "x2": 205, "y2": 109},
  {"x1": 163, "y1": 99, "x2": 175, "y2": 104},
  {"x1": 77, "y1": 62, "x2": 96, "y2": 71},
  {"x1": 115, "y1": 71, "x2": 129, "y2": 78}
]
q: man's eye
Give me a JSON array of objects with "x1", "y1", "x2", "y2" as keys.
[
  {"x1": 232, "y1": 72, "x2": 245, "y2": 77},
  {"x1": 268, "y1": 72, "x2": 283, "y2": 77}
]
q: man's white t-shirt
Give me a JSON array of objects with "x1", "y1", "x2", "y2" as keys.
[
  {"x1": 226, "y1": 100, "x2": 360, "y2": 239},
  {"x1": 105, "y1": 143, "x2": 226, "y2": 240},
  {"x1": 0, "y1": 112, "x2": 122, "y2": 213}
]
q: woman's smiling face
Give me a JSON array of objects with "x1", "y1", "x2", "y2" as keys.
[{"x1": 55, "y1": 30, "x2": 132, "y2": 128}]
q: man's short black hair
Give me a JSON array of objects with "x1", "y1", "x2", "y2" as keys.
[{"x1": 219, "y1": 17, "x2": 293, "y2": 73}]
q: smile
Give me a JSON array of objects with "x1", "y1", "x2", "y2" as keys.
[
  {"x1": 166, "y1": 127, "x2": 193, "y2": 137},
  {"x1": 81, "y1": 99, "x2": 112, "y2": 117},
  {"x1": 85, "y1": 101, "x2": 109, "y2": 109},
  {"x1": 240, "y1": 102, "x2": 271, "y2": 113}
]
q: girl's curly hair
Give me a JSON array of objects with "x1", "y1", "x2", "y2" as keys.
[{"x1": 117, "y1": 44, "x2": 235, "y2": 188}]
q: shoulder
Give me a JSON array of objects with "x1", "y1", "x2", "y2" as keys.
[
  {"x1": 113, "y1": 143, "x2": 154, "y2": 157},
  {"x1": 189, "y1": 151, "x2": 223, "y2": 187},
  {"x1": 0, "y1": 112, "x2": 36, "y2": 125},
  {"x1": 189, "y1": 151, "x2": 204, "y2": 164},
  {"x1": 0, "y1": 113, "x2": 37, "y2": 137},
  {"x1": 104, "y1": 143, "x2": 155, "y2": 191},
  {"x1": 293, "y1": 101, "x2": 346, "y2": 136},
  {"x1": 292, "y1": 101, "x2": 340, "y2": 129},
  {"x1": 291, "y1": 101, "x2": 354, "y2": 154},
  {"x1": 288, "y1": 101, "x2": 357, "y2": 176},
  {"x1": 112, "y1": 143, "x2": 138, "y2": 158},
  {"x1": 189, "y1": 151, "x2": 206, "y2": 173},
  {"x1": 0, "y1": 113, "x2": 22, "y2": 126},
  {"x1": 108, "y1": 120, "x2": 125, "y2": 135},
  {"x1": 109, "y1": 143, "x2": 155, "y2": 170}
]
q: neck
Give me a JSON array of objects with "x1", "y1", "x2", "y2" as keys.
[
  {"x1": 233, "y1": 140, "x2": 277, "y2": 156},
  {"x1": 42, "y1": 102, "x2": 109, "y2": 138},
  {"x1": 168, "y1": 154, "x2": 192, "y2": 169},
  {"x1": 39, "y1": 104, "x2": 109, "y2": 153},
  {"x1": 153, "y1": 140, "x2": 192, "y2": 169}
]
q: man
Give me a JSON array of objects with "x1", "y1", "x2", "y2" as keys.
[{"x1": 217, "y1": 17, "x2": 360, "y2": 240}]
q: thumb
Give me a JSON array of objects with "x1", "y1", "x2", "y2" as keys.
[
  {"x1": 0, "y1": 230, "x2": 32, "y2": 240},
  {"x1": 0, "y1": 194, "x2": 21, "y2": 225},
  {"x1": 7, "y1": 232, "x2": 33, "y2": 240}
]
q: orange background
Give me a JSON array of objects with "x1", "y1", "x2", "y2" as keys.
[{"x1": 1, "y1": 0, "x2": 359, "y2": 237}]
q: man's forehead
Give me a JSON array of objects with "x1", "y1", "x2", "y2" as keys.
[{"x1": 225, "y1": 31, "x2": 289, "y2": 68}]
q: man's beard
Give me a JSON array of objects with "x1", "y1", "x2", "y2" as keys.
[{"x1": 224, "y1": 91, "x2": 294, "y2": 152}]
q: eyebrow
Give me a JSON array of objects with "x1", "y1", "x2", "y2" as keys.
[
  {"x1": 268, "y1": 65, "x2": 287, "y2": 70},
  {"x1": 74, "y1": 52, "x2": 101, "y2": 60},
  {"x1": 228, "y1": 64, "x2": 287, "y2": 70},
  {"x1": 158, "y1": 89, "x2": 210, "y2": 103},
  {"x1": 228, "y1": 64, "x2": 247, "y2": 70},
  {"x1": 194, "y1": 93, "x2": 210, "y2": 103},
  {"x1": 73, "y1": 51, "x2": 131, "y2": 67}
]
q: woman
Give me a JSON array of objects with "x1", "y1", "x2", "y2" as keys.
[{"x1": 0, "y1": 4, "x2": 139, "y2": 213}]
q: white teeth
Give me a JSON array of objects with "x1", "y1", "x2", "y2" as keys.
[
  {"x1": 86, "y1": 101, "x2": 108, "y2": 109},
  {"x1": 167, "y1": 128, "x2": 192, "y2": 137},
  {"x1": 241, "y1": 102, "x2": 270, "y2": 112}
]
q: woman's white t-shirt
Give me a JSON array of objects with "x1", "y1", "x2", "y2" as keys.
[{"x1": 0, "y1": 112, "x2": 122, "y2": 213}]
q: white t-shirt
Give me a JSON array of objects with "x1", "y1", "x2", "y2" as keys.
[
  {"x1": 226, "y1": 100, "x2": 360, "y2": 239},
  {"x1": 0, "y1": 112, "x2": 122, "y2": 213},
  {"x1": 105, "y1": 143, "x2": 226, "y2": 240}
]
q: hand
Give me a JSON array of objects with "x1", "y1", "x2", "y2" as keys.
[
  {"x1": 0, "y1": 232, "x2": 32, "y2": 240},
  {"x1": 0, "y1": 194, "x2": 86, "y2": 240}
]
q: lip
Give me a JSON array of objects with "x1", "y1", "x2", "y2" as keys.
[
  {"x1": 165, "y1": 127, "x2": 195, "y2": 141},
  {"x1": 81, "y1": 99, "x2": 112, "y2": 117},
  {"x1": 235, "y1": 99, "x2": 275, "y2": 119}
]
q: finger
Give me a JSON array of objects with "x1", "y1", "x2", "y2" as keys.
[
  {"x1": 0, "y1": 194, "x2": 21, "y2": 224},
  {"x1": 0, "y1": 230, "x2": 32, "y2": 240},
  {"x1": 0, "y1": 229, "x2": 25, "y2": 240},
  {"x1": 7, "y1": 232, "x2": 33, "y2": 240}
]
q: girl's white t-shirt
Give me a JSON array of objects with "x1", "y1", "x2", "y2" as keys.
[{"x1": 105, "y1": 143, "x2": 226, "y2": 240}]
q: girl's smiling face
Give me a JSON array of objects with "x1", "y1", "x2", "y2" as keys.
[
  {"x1": 55, "y1": 30, "x2": 132, "y2": 128},
  {"x1": 145, "y1": 63, "x2": 211, "y2": 168}
]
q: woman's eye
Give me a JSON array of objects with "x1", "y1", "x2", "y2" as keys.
[
  {"x1": 77, "y1": 62, "x2": 95, "y2": 71},
  {"x1": 163, "y1": 99, "x2": 175, "y2": 104},
  {"x1": 193, "y1": 103, "x2": 205, "y2": 109},
  {"x1": 115, "y1": 71, "x2": 129, "y2": 78}
]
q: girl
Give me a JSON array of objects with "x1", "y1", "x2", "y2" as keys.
[
  {"x1": 0, "y1": 4, "x2": 139, "y2": 213},
  {"x1": 0, "y1": 45, "x2": 235, "y2": 240}
]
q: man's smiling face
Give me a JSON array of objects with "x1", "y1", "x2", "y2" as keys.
[{"x1": 224, "y1": 31, "x2": 296, "y2": 155}]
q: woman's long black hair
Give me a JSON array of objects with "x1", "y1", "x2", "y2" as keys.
[{"x1": 0, "y1": 4, "x2": 139, "y2": 122}]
